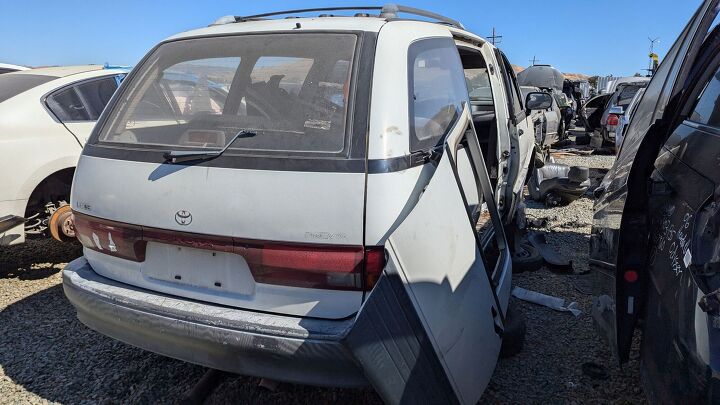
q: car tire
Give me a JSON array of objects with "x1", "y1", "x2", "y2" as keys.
[
  {"x1": 500, "y1": 300, "x2": 526, "y2": 358},
  {"x1": 568, "y1": 166, "x2": 590, "y2": 183},
  {"x1": 512, "y1": 241, "x2": 544, "y2": 272}
]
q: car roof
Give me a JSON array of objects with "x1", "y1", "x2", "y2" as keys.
[
  {"x1": 168, "y1": 16, "x2": 404, "y2": 41},
  {"x1": 0, "y1": 62, "x2": 29, "y2": 71},
  {"x1": 9, "y1": 65, "x2": 115, "y2": 79}
]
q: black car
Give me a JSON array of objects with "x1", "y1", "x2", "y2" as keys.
[{"x1": 591, "y1": 0, "x2": 720, "y2": 402}]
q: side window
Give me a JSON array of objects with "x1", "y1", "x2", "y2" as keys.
[
  {"x1": 689, "y1": 65, "x2": 720, "y2": 127},
  {"x1": 504, "y1": 58, "x2": 524, "y2": 113},
  {"x1": 46, "y1": 76, "x2": 121, "y2": 122},
  {"x1": 408, "y1": 38, "x2": 469, "y2": 152},
  {"x1": 586, "y1": 96, "x2": 606, "y2": 108},
  {"x1": 74, "y1": 77, "x2": 120, "y2": 119},
  {"x1": 47, "y1": 86, "x2": 91, "y2": 121},
  {"x1": 464, "y1": 68, "x2": 493, "y2": 105},
  {"x1": 495, "y1": 50, "x2": 524, "y2": 118}
]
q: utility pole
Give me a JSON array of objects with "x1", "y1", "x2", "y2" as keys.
[
  {"x1": 529, "y1": 56, "x2": 540, "y2": 66},
  {"x1": 488, "y1": 27, "x2": 502, "y2": 45}
]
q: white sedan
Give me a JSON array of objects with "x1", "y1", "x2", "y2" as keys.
[{"x1": 0, "y1": 65, "x2": 127, "y2": 245}]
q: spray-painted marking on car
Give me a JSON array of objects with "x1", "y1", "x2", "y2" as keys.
[{"x1": 304, "y1": 232, "x2": 347, "y2": 241}]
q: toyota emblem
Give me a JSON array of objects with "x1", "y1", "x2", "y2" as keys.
[{"x1": 175, "y1": 210, "x2": 192, "y2": 226}]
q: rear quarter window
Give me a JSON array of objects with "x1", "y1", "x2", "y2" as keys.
[
  {"x1": 408, "y1": 38, "x2": 468, "y2": 152},
  {"x1": 47, "y1": 76, "x2": 121, "y2": 122}
]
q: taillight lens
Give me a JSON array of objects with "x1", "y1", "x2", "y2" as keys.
[
  {"x1": 74, "y1": 212, "x2": 145, "y2": 261},
  {"x1": 607, "y1": 114, "x2": 620, "y2": 126},
  {"x1": 72, "y1": 212, "x2": 386, "y2": 291},
  {"x1": 363, "y1": 247, "x2": 385, "y2": 290},
  {"x1": 239, "y1": 244, "x2": 365, "y2": 290}
]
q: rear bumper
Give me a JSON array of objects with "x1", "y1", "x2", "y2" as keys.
[{"x1": 62, "y1": 257, "x2": 367, "y2": 387}]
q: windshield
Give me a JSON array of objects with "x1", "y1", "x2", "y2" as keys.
[
  {"x1": 0, "y1": 74, "x2": 56, "y2": 104},
  {"x1": 96, "y1": 34, "x2": 357, "y2": 156}
]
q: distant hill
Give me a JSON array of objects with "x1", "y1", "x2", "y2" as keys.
[{"x1": 512, "y1": 64, "x2": 590, "y2": 81}]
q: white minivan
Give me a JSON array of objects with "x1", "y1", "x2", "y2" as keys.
[{"x1": 63, "y1": 6, "x2": 550, "y2": 403}]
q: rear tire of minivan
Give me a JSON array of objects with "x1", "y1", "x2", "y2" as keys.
[{"x1": 500, "y1": 300, "x2": 526, "y2": 358}]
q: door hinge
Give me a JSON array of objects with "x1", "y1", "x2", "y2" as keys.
[{"x1": 410, "y1": 147, "x2": 443, "y2": 166}]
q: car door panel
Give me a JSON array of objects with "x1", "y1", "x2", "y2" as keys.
[
  {"x1": 347, "y1": 108, "x2": 508, "y2": 404},
  {"x1": 591, "y1": 0, "x2": 720, "y2": 366},
  {"x1": 643, "y1": 121, "x2": 719, "y2": 401}
]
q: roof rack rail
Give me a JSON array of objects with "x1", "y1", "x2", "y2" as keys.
[{"x1": 211, "y1": 4, "x2": 464, "y2": 29}]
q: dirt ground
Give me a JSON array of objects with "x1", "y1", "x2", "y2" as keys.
[{"x1": 0, "y1": 144, "x2": 646, "y2": 404}]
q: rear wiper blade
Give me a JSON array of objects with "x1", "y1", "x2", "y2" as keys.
[{"x1": 163, "y1": 130, "x2": 256, "y2": 164}]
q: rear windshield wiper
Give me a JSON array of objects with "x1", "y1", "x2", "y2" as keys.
[{"x1": 163, "y1": 130, "x2": 256, "y2": 164}]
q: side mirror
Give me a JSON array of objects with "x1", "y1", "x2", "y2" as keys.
[
  {"x1": 525, "y1": 92, "x2": 553, "y2": 112},
  {"x1": 608, "y1": 106, "x2": 624, "y2": 115}
]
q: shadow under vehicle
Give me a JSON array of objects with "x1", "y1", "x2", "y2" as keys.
[{"x1": 590, "y1": 0, "x2": 720, "y2": 401}]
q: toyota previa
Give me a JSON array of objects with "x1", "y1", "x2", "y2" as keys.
[{"x1": 62, "y1": 5, "x2": 553, "y2": 403}]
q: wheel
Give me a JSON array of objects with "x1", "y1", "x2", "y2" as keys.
[
  {"x1": 500, "y1": 300, "x2": 526, "y2": 358},
  {"x1": 512, "y1": 241, "x2": 544, "y2": 272}
]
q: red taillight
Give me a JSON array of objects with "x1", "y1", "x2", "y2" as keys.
[
  {"x1": 624, "y1": 270, "x2": 639, "y2": 283},
  {"x1": 73, "y1": 212, "x2": 145, "y2": 261},
  {"x1": 239, "y1": 244, "x2": 364, "y2": 290},
  {"x1": 73, "y1": 212, "x2": 386, "y2": 291},
  {"x1": 607, "y1": 114, "x2": 620, "y2": 126},
  {"x1": 363, "y1": 247, "x2": 385, "y2": 290}
]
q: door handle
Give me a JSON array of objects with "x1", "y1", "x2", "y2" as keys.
[{"x1": 518, "y1": 129, "x2": 524, "y2": 136}]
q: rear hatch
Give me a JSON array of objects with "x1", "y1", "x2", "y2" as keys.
[{"x1": 72, "y1": 32, "x2": 375, "y2": 320}]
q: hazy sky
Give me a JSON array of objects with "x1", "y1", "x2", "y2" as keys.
[{"x1": 0, "y1": 0, "x2": 701, "y2": 76}]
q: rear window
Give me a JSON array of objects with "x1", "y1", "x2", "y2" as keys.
[
  {"x1": 615, "y1": 85, "x2": 642, "y2": 108},
  {"x1": 96, "y1": 34, "x2": 357, "y2": 157},
  {"x1": 0, "y1": 74, "x2": 56, "y2": 104}
]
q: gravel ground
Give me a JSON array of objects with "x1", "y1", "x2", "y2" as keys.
[
  {"x1": 0, "y1": 137, "x2": 646, "y2": 404},
  {"x1": 482, "y1": 142, "x2": 646, "y2": 404}
]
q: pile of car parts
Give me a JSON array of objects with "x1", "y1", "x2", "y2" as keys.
[{"x1": 528, "y1": 163, "x2": 590, "y2": 206}]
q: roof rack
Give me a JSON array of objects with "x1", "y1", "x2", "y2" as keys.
[{"x1": 211, "y1": 4, "x2": 464, "y2": 29}]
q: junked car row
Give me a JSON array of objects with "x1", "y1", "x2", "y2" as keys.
[{"x1": 2, "y1": 1, "x2": 718, "y2": 404}]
